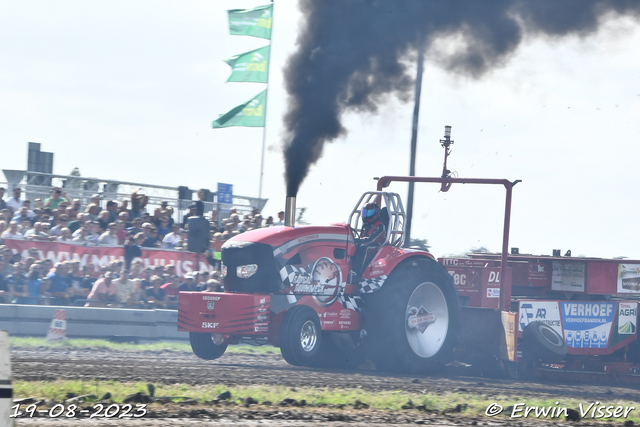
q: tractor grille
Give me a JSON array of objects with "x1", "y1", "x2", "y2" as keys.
[{"x1": 221, "y1": 241, "x2": 281, "y2": 293}]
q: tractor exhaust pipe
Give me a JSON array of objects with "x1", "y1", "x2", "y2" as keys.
[{"x1": 285, "y1": 197, "x2": 296, "y2": 227}]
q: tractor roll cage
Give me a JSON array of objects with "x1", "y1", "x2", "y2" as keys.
[
  {"x1": 348, "y1": 191, "x2": 406, "y2": 248},
  {"x1": 376, "y1": 176, "x2": 521, "y2": 311}
]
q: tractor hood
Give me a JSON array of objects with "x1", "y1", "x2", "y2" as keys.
[
  {"x1": 222, "y1": 223, "x2": 353, "y2": 255},
  {"x1": 220, "y1": 224, "x2": 354, "y2": 294}
]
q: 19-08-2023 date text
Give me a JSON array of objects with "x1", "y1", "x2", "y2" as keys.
[{"x1": 10, "y1": 403, "x2": 147, "y2": 418}]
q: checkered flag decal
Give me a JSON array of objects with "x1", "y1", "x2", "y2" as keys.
[
  {"x1": 280, "y1": 264, "x2": 314, "y2": 304},
  {"x1": 279, "y1": 264, "x2": 373, "y2": 312},
  {"x1": 339, "y1": 295, "x2": 365, "y2": 312},
  {"x1": 358, "y1": 275, "x2": 387, "y2": 294},
  {"x1": 280, "y1": 265, "x2": 309, "y2": 289}
]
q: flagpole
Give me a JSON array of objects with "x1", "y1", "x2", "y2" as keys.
[
  {"x1": 258, "y1": 1, "x2": 274, "y2": 201},
  {"x1": 258, "y1": 91, "x2": 268, "y2": 200}
]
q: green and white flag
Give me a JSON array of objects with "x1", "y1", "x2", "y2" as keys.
[
  {"x1": 228, "y1": 4, "x2": 273, "y2": 40},
  {"x1": 224, "y1": 46, "x2": 269, "y2": 83},
  {"x1": 212, "y1": 90, "x2": 267, "y2": 128}
]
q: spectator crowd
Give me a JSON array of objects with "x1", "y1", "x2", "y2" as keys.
[
  {"x1": 0, "y1": 186, "x2": 287, "y2": 309},
  {"x1": 0, "y1": 249, "x2": 223, "y2": 308}
]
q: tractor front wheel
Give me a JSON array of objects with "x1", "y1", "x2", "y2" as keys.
[
  {"x1": 189, "y1": 332, "x2": 228, "y2": 360},
  {"x1": 280, "y1": 305, "x2": 322, "y2": 367}
]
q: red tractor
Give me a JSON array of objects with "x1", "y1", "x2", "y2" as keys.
[
  {"x1": 178, "y1": 192, "x2": 459, "y2": 373},
  {"x1": 180, "y1": 127, "x2": 640, "y2": 380}
]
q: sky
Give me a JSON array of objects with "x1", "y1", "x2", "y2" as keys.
[{"x1": 1, "y1": 1, "x2": 639, "y2": 259}]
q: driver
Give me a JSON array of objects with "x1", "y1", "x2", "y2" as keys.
[{"x1": 352, "y1": 202, "x2": 386, "y2": 282}]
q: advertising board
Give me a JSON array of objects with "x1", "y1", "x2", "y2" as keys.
[
  {"x1": 3, "y1": 239, "x2": 213, "y2": 275},
  {"x1": 518, "y1": 300, "x2": 562, "y2": 335},
  {"x1": 560, "y1": 302, "x2": 615, "y2": 348},
  {"x1": 617, "y1": 264, "x2": 640, "y2": 293},
  {"x1": 551, "y1": 261, "x2": 585, "y2": 292},
  {"x1": 518, "y1": 300, "x2": 638, "y2": 352}
]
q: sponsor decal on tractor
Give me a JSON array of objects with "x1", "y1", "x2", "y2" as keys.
[
  {"x1": 407, "y1": 306, "x2": 436, "y2": 334},
  {"x1": 294, "y1": 283, "x2": 327, "y2": 293},
  {"x1": 202, "y1": 322, "x2": 219, "y2": 328},
  {"x1": 280, "y1": 257, "x2": 344, "y2": 307}
]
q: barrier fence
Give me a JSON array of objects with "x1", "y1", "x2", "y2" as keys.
[
  {"x1": 1, "y1": 169, "x2": 268, "y2": 226},
  {"x1": 0, "y1": 305, "x2": 185, "y2": 341}
]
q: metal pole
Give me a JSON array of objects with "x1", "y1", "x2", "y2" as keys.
[
  {"x1": 0, "y1": 330, "x2": 13, "y2": 427},
  {"x1": 377, "y1": 175, "x2": 521, "y2": 311},
  {"x1": 258, "y1": 3, "x2": 274, "y2": 200},
  {"x1": 258, "y1": 104, "x2": 268, "y2": 199},
  {"x1": 500, "y1": 183, "x2": 514, "y2": 311},
  {"x1": 405, "y1": 35, "x2": 425, "y2": 247}
]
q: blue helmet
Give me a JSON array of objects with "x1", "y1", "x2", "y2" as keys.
[{"x1": 361, "y1": 202, "x2": 380, "y2": 224}]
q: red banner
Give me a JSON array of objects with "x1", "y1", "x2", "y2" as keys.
[{"x1": 3, "y1": 239, "x2": 213, "y2": 276}]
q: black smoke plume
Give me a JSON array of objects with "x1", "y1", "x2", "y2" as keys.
[{"x1": 282, "y1": 0, "x2": 640, "y2": 196}]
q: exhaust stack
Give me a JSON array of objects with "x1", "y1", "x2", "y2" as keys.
[{"x1": 285, "y1": 197, "x2": 296, "y2": 227}]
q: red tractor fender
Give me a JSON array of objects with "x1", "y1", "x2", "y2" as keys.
[{"x1": 357, "y1": 246, "x2": 438, "y2": 293}]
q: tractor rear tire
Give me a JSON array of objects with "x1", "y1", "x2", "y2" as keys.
[
  {"x1": 364, "y1": 258, "x2": 459, "y2": 374},
  {"x1": 280, "y1": 305, "x2": 322, "y2": 367},
  {"x1": 522, "y1": 321, "x2": 567, "y2": 363},
  {"x1": 189, "y1": 332, "x2": 228, "y2": 360}
]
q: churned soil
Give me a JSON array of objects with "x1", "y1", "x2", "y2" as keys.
[{"x1": 10, "y1": 346, "x2": 640, "y2": 426}]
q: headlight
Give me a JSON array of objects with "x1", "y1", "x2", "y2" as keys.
[
  {"x1": 237, "y1": 264, "x2": 258, "y2": 278},
  {"x1": 221, "y1": 263, "x2": 227, "y2": 278}
]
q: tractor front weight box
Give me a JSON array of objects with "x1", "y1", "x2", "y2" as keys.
[{"x1": 178, "y1": 292, "x2": 271, "y2": 335}]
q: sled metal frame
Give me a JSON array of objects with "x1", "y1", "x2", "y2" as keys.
[
  {"x1": 376, "y1": 176, "x2": 520, "y2": 311},
  {"x1": 349, "y1": 191, "x2": 406, "y2": 248}
]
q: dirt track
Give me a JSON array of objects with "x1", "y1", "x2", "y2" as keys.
[{"x1": 11, "y1": 346, "x2": 640, "y2": 426}]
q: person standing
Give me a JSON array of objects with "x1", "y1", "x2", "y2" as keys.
[
  {"x1": 156, "y1": 217, "x2": 170, "y2": 239},
  {"x1": 98, "y1": 223, "x2": 119, "y2": 245},
  {"x1": 43, "y1": 188, "x2": 69, "y2": 210},
  {"x1": 141, "y1": 223, "x2": 159, "y2": 248},
  {"x1": 274, "y1": 211, "x2": 285, "y2": 226},
  {"x1": 0, "y1": 187, "x2": 7, "y2": 211},
  {"x1": 24, "y1": 268, "x2": 42, "y2": 305},
  {"x1": 90, "y1": 194, "x2": 103, "y2": 214},
  {"x1": 1, "y1": 221, "x2": 24, "y2": 240},
  {"x1": 124, "y1": 233, "x2": 144, "y2": 269},
  {"x1": 114, "y1": 270, "x2": 135, "y2": 307},
  {"x1": 49, "y1": 214, "x2": 70, "y2": 236},
  {"x1": 160, "y1": 275, "x2": 181, "y2": 309},
  {"x1": 85, "y1": 272, "x2": 117, "y2": 307},
  {"x1": 5, "y1": 188, "x2": 24, "y2": 215},
  {"x1": 162, "y1": 224, "x2": 181, "y2": 249},
  {"x1": 105, "y1": 200, "x2": 119, "y2": 222},
  {"x1": 67, "y1": 212, "x2": 86, "y2": 234},
  {"x1": 84, "y1": 204, "x2": 100, "y2": 221},
  {"x1": 45, "y1": 262, "x2": 70, "y2": 305},
  {"x1": 145, "y1": 275, "x2": 168, "y2": 308},
  {"x1": 178, "y1": 273, "x2": 197, "y2": 291}
]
